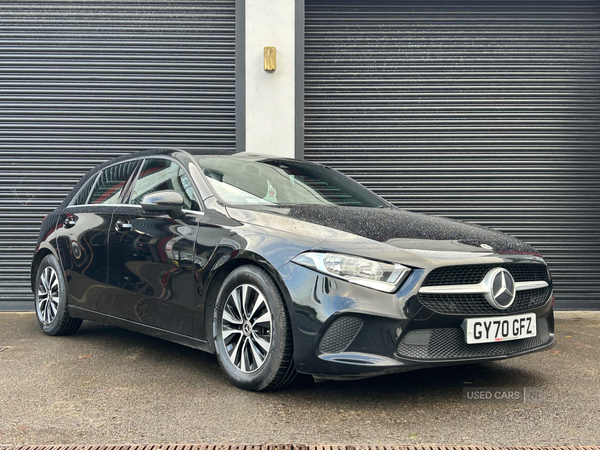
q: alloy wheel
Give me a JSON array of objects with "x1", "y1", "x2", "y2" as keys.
[
  {"x1": 221, "y1": 284, "x2": 273, "y2": 373},
  {"x1": 37, "y1": 266, "x2": 60, "y2": 324}
]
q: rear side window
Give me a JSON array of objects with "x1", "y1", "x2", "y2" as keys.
[
  {"x1": 70, "y1": 173, "x2": 99, "y2": 206},
  {"x1": 130, "y1": 158, "x2": 198, "y2": 210},
  {"x1": 88, "y1": 160, "x2": 137, "y2": 205}
]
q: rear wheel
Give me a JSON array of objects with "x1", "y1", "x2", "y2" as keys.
[
  {"x1": 213, "y1": 265, "x2": 296, "y2": 391},
  {"x1": 34, "y1": 254, "x2": 82, "y2": 336}
]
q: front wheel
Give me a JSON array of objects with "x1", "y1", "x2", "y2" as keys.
[
  {"x1": 34, "y1": 254, "x2": 82, "y2": 336},
  {"x1": 213, "y1": 265, "x2": 296, "y2": 391}
]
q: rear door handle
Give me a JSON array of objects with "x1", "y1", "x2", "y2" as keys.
[
  {"x1": 115, "y1": 219, "x2": 132, "y2": 232},
  {"x1": 63, "y1": 216, "x2": 78, "y2": 228}
]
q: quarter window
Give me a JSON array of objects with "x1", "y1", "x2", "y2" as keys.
[
  {"x1": 130, "y1": 158, "x2": 198, "y2": 210},
  {"x1": 88, "y1": 160, "x2": 137, "y2": 205},
  {"x1": 70, "y1": 173, "x2": 99, "y2": 206}
]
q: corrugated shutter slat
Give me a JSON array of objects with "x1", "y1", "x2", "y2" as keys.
[
  {"x1": 305, "y1": 0, "x2": 600, "y2": 310},
  {"x1": 0, "y1": 0, "x2": 235, "y2": 303}
]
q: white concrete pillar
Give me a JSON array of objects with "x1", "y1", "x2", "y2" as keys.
[{"x1": 243, "y1": 0, "x2": 298, "y2": 158}]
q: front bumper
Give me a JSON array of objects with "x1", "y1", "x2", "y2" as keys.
[{"x1": 278, "y1": 262, "x2": 555, "y2": 381}]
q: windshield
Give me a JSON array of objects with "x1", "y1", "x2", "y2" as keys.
[{"x1": 195, "y1": 156, "x2": 389, "y2": 208}]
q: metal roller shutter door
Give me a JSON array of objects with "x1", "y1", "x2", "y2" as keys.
[
  {"x1": 305, "y1": 0, "x2": 600, "y2": 310},
  {"x1": 0, "y1": 1, "x2": 235, "y2": 306}
]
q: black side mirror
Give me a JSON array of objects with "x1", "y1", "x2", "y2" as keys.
[{"x1": 141, "y1": 190, "x2": 185, "y2": 218}]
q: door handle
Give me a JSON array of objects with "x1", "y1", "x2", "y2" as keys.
[
  {"x1": 115, "y1": 219, "x2": 133, "y2": 232},
  {"x1": 63, "y1": 216, "x2": 78, "y2": 228}
]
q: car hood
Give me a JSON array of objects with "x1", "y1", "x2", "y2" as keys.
[{"x1": 226, "y1": 204, "x2": 539, "y2": 267}]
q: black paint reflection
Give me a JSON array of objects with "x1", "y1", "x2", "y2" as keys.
[
  {"x1": 56, "y1": 209, "x2": 112, "y2": 310},
  {"x1": 105, "y1": 206, "x2": 198, "y2": 335}
]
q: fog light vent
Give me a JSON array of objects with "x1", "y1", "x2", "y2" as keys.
[{"x1": 319, "y1": 316, "x2": 363, "y2": 354}]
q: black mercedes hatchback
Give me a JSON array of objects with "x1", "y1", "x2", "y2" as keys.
[{"x1": 31, "y1": 149, "x2": 555, "y2": 391}]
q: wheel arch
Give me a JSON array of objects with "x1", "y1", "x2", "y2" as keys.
[
  {"x1": 30, "y1": 247, "x2": 57, "y2": 293},
  {"x1": 202, "y1": 250, "x2": 298, "y2": 353}
]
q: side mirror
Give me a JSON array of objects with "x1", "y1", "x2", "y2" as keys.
[{"x1": 141, "y1": 190, "x2": 185, "y2": 218}]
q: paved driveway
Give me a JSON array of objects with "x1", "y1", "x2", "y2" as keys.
[{"x1": 1, "y1": 312, "x2": 598, "y2": 446}]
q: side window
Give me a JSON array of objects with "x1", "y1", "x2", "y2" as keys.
[
  {"x1": 88, "y1": 160, "x2": 137, "y2": 205},
  {"x1": 70, "y1": 173, "x2": 99, "y2": 206},
  {"x1": 130, "y1": 158, "x2": 198, "y2": 210}
]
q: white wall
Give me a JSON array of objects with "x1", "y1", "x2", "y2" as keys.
[{"x1": 245, "y1": 0, "x2": 296, "y2": 158}]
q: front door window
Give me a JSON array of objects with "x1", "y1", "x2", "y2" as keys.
[{"x1": 130, "y1": 158, "x2": 198, "y2": 210}]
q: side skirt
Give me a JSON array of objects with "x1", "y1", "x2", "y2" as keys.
[{"x1": 68, "y1": 305, "x2": 213, "y2": 354}]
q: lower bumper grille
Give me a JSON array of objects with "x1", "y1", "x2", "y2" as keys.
[
  {"x1": 319, "y1": 316, "x2": 363, "y2": 353},
  {"x1": 397, "y1": 317, "x2": 550, "y2": 360}
]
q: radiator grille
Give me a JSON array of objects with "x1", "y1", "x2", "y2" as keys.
[
  {"x1": 422, "y1": 263, "x2": 549, "y2": 287},
  {"x1": 418, "y1": 287, "x2": 550, "y2": 316}
]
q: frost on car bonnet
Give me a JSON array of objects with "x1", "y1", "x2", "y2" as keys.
[{"x1": 279, "y1": 205, "x2": 536, "y2": 255}]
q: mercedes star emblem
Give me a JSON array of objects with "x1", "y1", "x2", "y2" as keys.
[{"x1": 482, "y1": 267, "x2": 516, "y2": 310}]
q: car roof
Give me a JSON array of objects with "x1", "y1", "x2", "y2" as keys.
[{"x1": 97, "y1": 148, "x2": 301, "y2": 167}]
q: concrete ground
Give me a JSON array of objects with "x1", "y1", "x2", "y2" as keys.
[{"x1": 0, "y1": 311, "x2": 598, "y2": 447}]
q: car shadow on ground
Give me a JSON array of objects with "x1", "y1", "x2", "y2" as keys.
[{"x1": 72, "y1": 320, "x2": 549, "y2": 404}]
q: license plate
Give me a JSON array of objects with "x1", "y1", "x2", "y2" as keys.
[{"x1": 462, "y1": 313, "x2": 536, "y2": 344}]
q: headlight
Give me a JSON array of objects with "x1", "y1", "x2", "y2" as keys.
[{"x1": 292, "y1": 252, "x2": 411, "y2": 293}]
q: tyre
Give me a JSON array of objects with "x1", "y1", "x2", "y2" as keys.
[
  {"x1": 34, "y1": 254, "x2": 82, "y2": 336},
  {"x1": 213, "y1": 265, "x2": 296, "y2": 391}
]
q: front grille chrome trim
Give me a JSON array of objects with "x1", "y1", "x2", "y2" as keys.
[
  {"x1": 514, "y1": 280, "x2": 550, "y2": 292},
  {"x1": 419, "y1": 280, "x2": 548, "y2": 295},
  {"x1": 419, "y1": 284, "x2": 488, "y2": 295}
]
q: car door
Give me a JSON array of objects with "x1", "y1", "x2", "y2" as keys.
[
  {"x1": 56, "y1": 160, "x2": 139, "y2": 312},
  {"x1": 104, "y1": 157, "x2": 201, "y2": 335}
]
